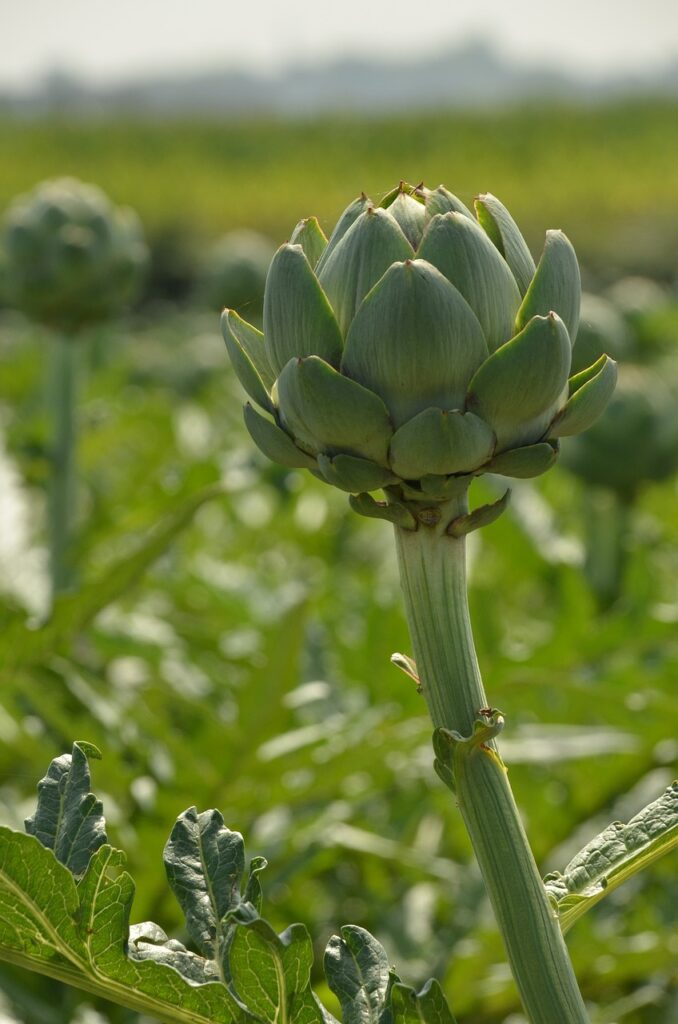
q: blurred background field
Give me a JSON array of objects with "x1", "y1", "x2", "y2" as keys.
[
  {"x1": 1, "y1": 101, "x2": 678, "y2": 282},
  {"x1": 1, "y1": 9, "x2": 678, "y2": 1021}
]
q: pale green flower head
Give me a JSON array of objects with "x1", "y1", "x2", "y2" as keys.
[
  {"x1": 0, "y1": 177, "x2": 148, "y2": 332},
  {"x1": 223, "y1": 182, "x2": 616, "y2": 511}
]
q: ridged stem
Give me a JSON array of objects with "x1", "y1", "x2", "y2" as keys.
[
  {"x1": 47, "y1": 334, "x2": 78, "y2": 600},
  {"x1": 394, "y1": 490, "x2": 589, "y2": 1024}
]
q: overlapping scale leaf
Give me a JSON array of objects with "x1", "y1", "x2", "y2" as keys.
[
  {"x1": 315, "y1": 194, "x2": 372, "y2": 274},
  {"x1": 290, "y1": 217, "x2": 328, "y2": 269},
  {"x1": 550, "y1": 355, "x2": 618, "y2": 437},
  {"x1": 389, "y1": 408, "x2": 495, "y2": 479},
  {"x1": 418, "y1": 212, "x2": 521, "y2": 351},
  {"x1": 222, "y1": 310, "x2": 274, "y2": 411},
  {"x1": 263, "y1": 244, "x2": 343, "y2": 376},
  {"x1": 516, "y1": 230, "x2": 581, "y2": 343},
  {"x1": 474, "y1": 192, "x2": 536, "y2": 296},
  {"x1": 424, "y1": 185, "x2": 473, "y2": 221},
  {"x1": 243, "y1": 403, "x2": 317, "y2": 469},
  {"x1": 276, "y1": 355, "x2": 393, "y2": 465},
  {"x1": 466, "y1": 312, "x2": 571, "y2": 450},
  {"x1": 482, "y1": 441, "x2": 558, "y2": 479},
  {"x1": 317, "y1": 454, "x2": 398, "y2": 493},
  {"x1": 342, "y1": 259, "x2": 488, "y2": 427},
  {"x1": 384, "y1": 191, "x2": 427, "y2": 248},
  {"x1": 318, "y1": 208, "x2": 413, "y2": 336}
]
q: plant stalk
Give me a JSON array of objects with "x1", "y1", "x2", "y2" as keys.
[
  {"x1": 583, "y1": 487, "x2": 631, "y2": 611},
  {"x1": 47, "y1": 333, "x2": 78, "y2": 600},
  {"x1": 394, "y1": 489, "x2": 589, "y2": 1024}
]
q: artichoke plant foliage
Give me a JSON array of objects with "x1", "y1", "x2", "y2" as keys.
[
  {"x1": 0, "y1": 177, "x2": 148, "y2": 331},
  {"x1": 223, "y1": 182, "x2": 617, "y2": 515}
]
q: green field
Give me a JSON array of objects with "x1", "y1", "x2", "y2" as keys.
[
  {"x1": 1, "y1": 101, "x2": 678, "y2": 276},
  {"x1": 0, "y1": 102, "x2": 677, "y2": 1023}
]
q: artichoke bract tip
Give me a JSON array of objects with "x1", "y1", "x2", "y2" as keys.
[{"x1": 224, "y1": 180, "x2": 616, "y2": 522}]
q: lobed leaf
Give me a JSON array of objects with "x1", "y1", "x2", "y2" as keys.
[
  {"x1": 230, "y1": 918, "x2": 322, "y2": 1024},
  {"x1": 164, "y1": 807, "x2": 249, "y2": 975},
  {"x1": 324, "y1": 925, "x2": 394, "y2": 1024},
  {"x1": 25, "y1": 740, "x2": 106, "y2": 876},
  {"x1": 545, "y1": 782, "x2": 678, "y2": 933},
  {"x1": 391, "y1": 979, "x2": 458, "y2": 1024},
  {"x1": 0, "y1": 829, "x2": 251, "y2": 1024}
]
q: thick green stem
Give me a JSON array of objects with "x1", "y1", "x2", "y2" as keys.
[
  {"x1": 47, "y1": 334, "x2": 78, "y2": 599},
  {"x1": 394, "y1": 490, "x2": 589, "y2": 1024},
  {"x1": 583, "y1": 487, "x2": 631, "y2": 611}
]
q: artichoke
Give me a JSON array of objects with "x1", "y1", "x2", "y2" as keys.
[
  {"x1": 0, "y1": 177, "x2": 148, "y2": 331},
  {"x1": 223, "y1": 183, "x2": 617, "y2": 512},
  {"x1": 562, "y1": 363, "x2": 678, "y2": 502},
  {"x1": 570, "y1": 292, "x2": 633, "y2": 376},
  {"x1": 199, "y1": 230, "x2": 275, "y2": 315}
]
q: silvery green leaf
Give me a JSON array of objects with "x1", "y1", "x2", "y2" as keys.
[
  {"x1": 545, "y1": 782, "x2": 678, "y2": 934},
  {"x1": 418, "y1": 212, "x2": 521, "y2": 351},
  {"x1": 243, "y1": 403, "x2": 317, "y2": 469},
  {"x1": 230, "y1": 918, "x2": 322, "y2": 1024},
  {"x1": 290, "y1": 216, "x2": 328, "y2": 269},
  {"x1": 342, "y1": 259, "x2": 487, "y2": 428},
  {"x1": 424, "y1": 186, "x2": 473, "y2": 221},
  {"x1": 263, "y1": 244, "x2": 343, "y2": 376},
  {"x1": 385, "y1": 192, "x2": 427, "y2": 248},
  {"x1": 24, "y1": 740, "x2": 106, "y2": 877},
  {"x1": 466, "y1": 312, "x2": 571, "y2": 450},
  {"x1": 276, "y1": 355, "x2": 394, "y2": 466},
  {"x1": 474, "y1": 192, "x2": 536, "y2": 296},
  {"x1": 391, "y1": 979, "x2": 458, "y2": 1024},
  {"x1": 516, "y1": 230, "x2": 581, "y2": 344},
  {"x1": 482, "y1": 441, "x2": 558, "y2": 478},
  {"x1": 316, "y1": 194, "x2": 372, "y2": 274},
  {"x1": 389, "y1": 408, "x2": 495, "y2": 479},
  {"x1": 164, "y1": 807, "x2": 246, "y2": 964},
  {"x1": 128, "y1": 923, "x2": 222, "y2": 985},
  {"x1": 318, "y1": 208, "x2": 413, "y2": 336},
  {"x1": 222, "y1": 309, "x2": 274, "y2": 412},
  {"x1": 317, "y1": 453, "x2": 398, "y2": 493},
  {"x1": 324, "y1": 925, "x2": 393, "y2": 1024},
  {"x1": 549, "y1": 355, "x2": 617, "y2": 437}
]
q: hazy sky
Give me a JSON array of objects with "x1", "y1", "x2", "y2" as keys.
[{"x1": 2, "y1": 0, "x2": 678, "y2": 87}]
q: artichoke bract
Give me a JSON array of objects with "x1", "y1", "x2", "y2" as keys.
[
  {"x1": 223, "y1": 182, "x2": 617, "y2": 516},
  {"x1": 0, "y1": 177, "x2": 148, "y2": 331}
]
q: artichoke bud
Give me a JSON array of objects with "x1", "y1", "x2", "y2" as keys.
[
  {"x1": 0, "y1": 177, "x2": 148, "y2": 332},
  {"x1": 562, "y1": 363, "x2": 678, "y2": 500},
  {"x1": 224, "y1": 182, "x2": 617, "y2": 520}
]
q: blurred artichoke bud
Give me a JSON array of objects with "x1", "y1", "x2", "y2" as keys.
[
  {"x1": 0, "y1": 177, "x2": 148, "y2": 331},
  {"x1": 198, "y1": 230, "x2": 275, "y2": 315},
  {"x1": 570, "y1": 293, "x2": 633, "y2": 375},
  {"x1": 562, "y1": 363, "x2": 678, "y2": 501},
  {"x1": 604, "y1": 276, "x2": 667, "y2": 321},
  {"x1": 223, "y1": 182, "x2": 617, "y2": 505}
]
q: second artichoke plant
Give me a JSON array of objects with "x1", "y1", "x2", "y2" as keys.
[{"x1": 223, "y1": 181, "x2": 616, "y2": 511}]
